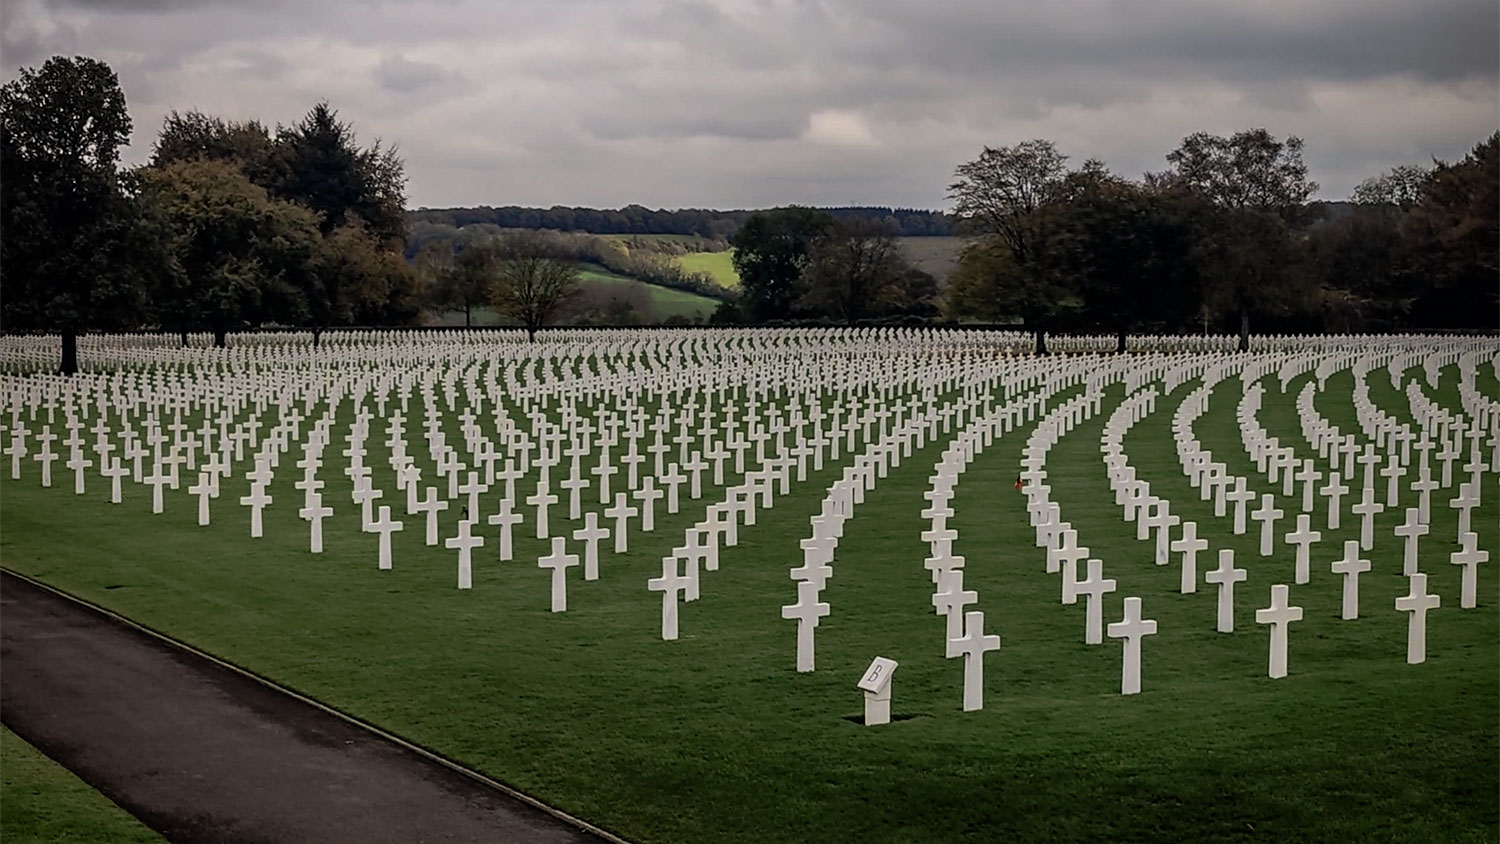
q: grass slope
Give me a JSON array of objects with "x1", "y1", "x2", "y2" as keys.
[
  {"x1": 0, "y1": 364, "x2": 1494, "y2": 844},
  {"x1": 1, "y1": 727, "x2": 164, "y2": 844},
  {"x1": 676, "y1": 251, "x2": 739, "y2": 289}
]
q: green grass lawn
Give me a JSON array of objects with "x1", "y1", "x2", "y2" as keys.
[
  {"x1": 0, "y1": 356, "x2": 1494, "y2": 844},
  {"x1": 676, "y1": 251, "x2": 739, "y2": 289},
  {"x1": 1, "y1": 726, "x2": 164, "y2": 844},
  {"x1": 577, "y1": 268, "x2": 719, "y2": 320}
]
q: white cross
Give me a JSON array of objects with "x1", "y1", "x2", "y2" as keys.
[
  {"x1": 1321, "y1": 472, "x2": 1348, "y2": 530},
  {"x1": 1380, "y1": 458, "x2": 1406, "y2": 507},
  {"x1": 781, "y1": 580, "x2": 830, "y2": 672},
  {"x1": 1250, "y1": 493, "x2": 1284, "y2": 557},
  {"x1": 1393, "y1": 507, "x2": 1429, "y2": 576},
  {"x1": 633, "y1": 476, "x2": 664, "y2": 532},
  {"x1": 571, "y1": 511, "x2": 610, "y2": 580},
  {"x1": 1170, "y1": 521, "x2": 1208, "y2": 594},
  {"x1": 189, "y1": 472, "x2": 214, "y2": 526},
  {"x1": 413, "y1": 486, "x2": 449, "y2": 546},
  {"x1": 1204, "y1": 549, "x2": 1247, "y2": 633},
  {"x1": 1106, "y1": 596, "x2": 1158, "y2": 695},
  {"x1": 298, "y1": 494, "x2": 333, "y2": 554},
  {"x1": 1450, "y1": 531, "x2": 1488, "y2": 610},
  {"x1": 1075, "y1": 558, "x2": 1118, "y2": 645},
  {"x1": 1449, "y1": 483, "x2": 1479, "y2": 537},
  {"x1": 525, "y1": 481, "x2": 558, "y2": 539},
  {"x1": 946, "y1": 610, "x2": 1000, "y2": 712},
  {"x1": 1330, "y1": 540, "x2": 1370, "y2": 620},
  {"x1": 368, "y1": 504, "x2": 404, "y2": 570},
  {"x1": 605, "y1": 493, "x2": 638, "y2": 554},
  {"x1": 1394, "y1": 572, "x2": 1440, "y2": 664},
  {"x1": 102, "y1": 458, "x2": 129, "y2": 505},
  {"x1": 1284, "y1": 514, "x2": 1321, "y2": 585},
  {"x1": 537, "y1": 536, "x2": 579, "y2": 612},
  {"x1": 1227, "y1": 482, "x2": 1255, "y2": 535},
  {"x1": 1295, "y1": 460, "x2": 1320, "y2": 512},
  {"x1": 932, "y1": 569, "x2": 978, "y2": 643},
  {"x1": 1350, "y1": 487, "x2": 1384, "y2": 551},
  {"x1": 660, "y1": 464, "x2": 686, "y2": 514},
  {"x1": 239, "y1": 483, "x2": 272, "y2": 538},
  {"x1": 444, "y1": 519, "x2": 484, "y2": 590},
  {"x1": 1254, "y1": 584, "x2": 1304, "y2": 679},
  {"x1": 647, "y1": 555, "x2": 688, "y2": 640},
  {"x1": 487, "y1": 498, "x2": 523, "y2": 562}
]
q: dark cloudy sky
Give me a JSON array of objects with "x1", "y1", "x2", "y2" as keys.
[{"x1": 4, "y1": 0, "x2": 1496, "y2": 210}]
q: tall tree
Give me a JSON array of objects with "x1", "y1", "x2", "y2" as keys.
[
  {"x1": 1350, "y1": 164, "x2": 1431, "y2": 211},
  {"x1": 1047, "y1": 179, "x2": 1206, "y2": 351},
  {"x1": 1156, "y1": 129, "x2": 1318, "y2": 349},
  {"x1": 947, "y1": 139, "x2": 1075, "y2": 352},
  {"x1": 1399, "y1": 133, "x2": 1499, "y2": 328},
  {"x1": 798, "y1": 218, "x2": 915, "y2": 324},
  {"x1": 0, "y1": 56, "x2": 148, "y2": 373},
  {"x1": 306, "y1": 222, "x2": 416, "y2": 344},
  {"x1": 729, "y1": 207, "x2": 833, "y2": 322},
  {"x1": 138, "y1": 159, "x2": 322, "y2": 347},
  {"x1": 275, "y1": 102, "x2": 408, "y2": 248},
  {"x1": 416, "y1": 239, "x2": 498, "y2": 328},
  {"x1": 151, "y1": 109, "x2": 282, "y2": 188},
  {"x1": 489, "y1": 231, "x2": 581, "y2": 340}
]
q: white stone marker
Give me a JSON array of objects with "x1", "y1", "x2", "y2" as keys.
[
  {"x1": 1171, "y1": 521, "x2": 1208, "y2": 594},
  {"x1": 606, "y1": 493, "x2": 638, "y2": 553},
  {"x1": 932, "y1": 569, "x2": 977, "y2": 642},
  {"x1": 571, "y1": 512, "x2": 609, "y2": 580},
  {"x1": 1351, "y1": 488, "x2": 1384, "y2": 551},
  {"x1": 1322, "y1": 472, "x2": 1348, "y2": 530},
  {"x1": 1395, "y1": 572, "x2": 1440, "y2": 664},
  {"x1": 1255, "y1": 584, "x2": 1304, "y2": 679},
  {"x1": 240, "y1": 483, "x2": 271, "y2": 538},
  {"x1": 487, "y1": 498, "x2": 523, "y2": 562},
  {"x1": 537, "y1": 536, "x2": 579, "y2": 612},
  {"x1": 1285, "y1": 514, "x2": 1321, "y2": 585},
  {"x1": 1204, "y1": 549, "x2": 1247, "y2": 633},
  {"x1": 1330, "y1": 540, "x2": 1370, "y2": 620},
  {"x1": 369, "y1": 505, "x2": 403, "y2": 570},
  {"x1": 1251, "y1": 494, "x2": 1284, "y2": 557},
  {"x1": 1394, "y1": 508, "x2": 1429, "y2": 576},
  {"x1": 415, "y1": 486, "x2": 448, "y2": 546},
  {"x1": 1076, "y1": 559, "x2": 1118, "y2": 645},
  {"x1": 445, "y1": 519, "x2": 484, "y2": 590},
  {"x1": 857, "y1": 657, "x2": 898, "y2": 726},
  {"x1": 299, "y1": 494, "x2": 332, "y2": 554},
  {"x1": 647, "y1": 555, "x2": 687, "y2": 640},
  {"x1": 781, "y1": 580, "x2": 830, "y2": 672},
  {"x1": 527, "y1": 482, "x2": 558, "y2": 539},
  {"x1": 1106, "y1": 597, "x2": 1158, "y2": 695},
  {"x1": 1450, "y1": 532, "x2": 1488, "y2": 610},
  {"x1": 189, "y1": 473, "x2": 214, "y2": 526},
  {"x1": 946, "y1": 610, "x2": 1000, "y2": 712}
]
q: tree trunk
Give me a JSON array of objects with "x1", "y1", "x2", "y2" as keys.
[
  {"x1": 464, "y1": 304, "x2": 473, "y2": 328},
  {"x1": 1238, "y1": 309, "x2": 1250, "y2": 352},
  {"x1": 1033, "y1": 327, "x2": 1048, "y2": 355},
  {"x1": 527, "y1": 325, "x2": 537, "y2": 342},
  {"x1": 213, "y1": 326, "x2": 227, "y2": 348},
  {"x1": 1115, "y1": 329, "x2": 1127, "y2": 354},
  {"x1": 60, "y1": 328, "x2": 78, "y2": 376},
  {"x1": 312, "y1": 327, "x2": 322, "y2": 348},
  {"x1": 180, "y1": 330, "x2": 189, "y2": 348}
]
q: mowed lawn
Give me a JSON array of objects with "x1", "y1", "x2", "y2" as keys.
[
  {"x1": 0, "y1": 364, "x2": 1494, "y2": 844},
  {"x1": 1, "y1": 727, "x2": 164, "y2": 844},
  {"x1": 676, "y1": 251, "x2": 739, "y2": 289},
  {"x1": 427, "y1": 266, "x2": 719, "y2": 325}
]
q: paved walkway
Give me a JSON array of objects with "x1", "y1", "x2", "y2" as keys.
[{"x1": 0, "y1": 570, "x2": 618, "y2": 844}]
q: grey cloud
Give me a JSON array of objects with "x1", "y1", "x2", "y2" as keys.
[{"x1": 375, "y1": 54, "x2": 457, "y2": 94}]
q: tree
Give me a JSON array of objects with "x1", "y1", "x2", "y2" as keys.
[
  {"x1": 416, "y1": 239, "x2": 497, "y2": 328},
  {"x1": 1351, "y1": 164, "x2": 1431, "y2": 211},
  {"x1": 1156, "y1": 129, "x2": 1318, "y2": 349},
  {"x1": 489, "y1": 231, "x2": 581, "y2": 340},
  {"x1": 1399, "y1": 133, "x2": 1499, "y2": 328},
  {"x1": 138, "y1": 159, "x2": 322, "y2": 347},
  {"x1": 1047, "y1": 179, "x2": 1205, "y2": 351},
  {"x1": 275, "y1": 102, "x2": 408, "y2": 248},
  {"x1": 152, "y1": 109, "x2": 282, "y2": 188},
  {"x1": 0, "y1": 56, "x2": 148, "y2": 373},
  {"x1": 798, "y1": 218, "x2": 914, "y2": 324},
  {"x1": 729, "y1": 207, "x2": 833, "y2": 322},
  {"x1": 306, "y1": 222, "x2": 416, "y2": 344},
  {"x1": 947, "y1": 140, "x2": 1076, "y2": 352}
]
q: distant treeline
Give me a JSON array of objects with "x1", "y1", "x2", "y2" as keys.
[{"x1": 406, "y1": 204, "x2": 955, "y2": 239}]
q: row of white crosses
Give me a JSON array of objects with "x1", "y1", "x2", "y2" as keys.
[
  {"x1": 1014, "y1": 353, "x2": 1170, "y2": 696},
  {"x1": 1163, "y1": 347, "x2": 1490, "y2": 670}
]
